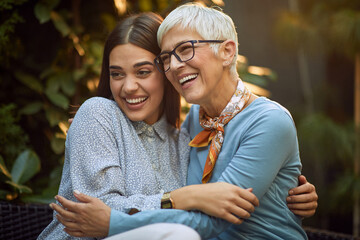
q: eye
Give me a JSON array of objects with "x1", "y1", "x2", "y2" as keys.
[
  {"x1": 136, "y1": 69, "x2": 151, "y2": 77},
  {"x1": 176, "y1": 42, "x2": 193, "y2": 54},
  {"x1": 159, "y1": 54, "x2": 170, "y2": 64},
  {"x1": 110, "y1": 71, "x2": 125, "y2": 80}
]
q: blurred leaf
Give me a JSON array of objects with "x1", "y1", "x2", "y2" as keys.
[
  {"x1": 73, "y1": 69, "x2": 86, "y2": 82},
  {"x1": 139, "y1": 0, "x2": 152, "y2": 12},
  {"x1": 46, "y1": 75, "x2": 61, "y2": 93},
  {"x1": 40, "y1": 67, "x2": 55, "y2": 79},
  {"x1": 19, "y1": 101, "x2": 43, "y2": 115},
  {"x1": 46, "y1": 0, "x2": 60, "y2": 10},
  {"x1": 45, "y1": 89, "x2": 69, "y2": 109},
  {"x1": 5, "y1": 180, "x2": 32, "y2": 194},
  {"x1": 50, "y1": 136, "x2": 65, "y2": 154},
  {"x1": 0, "y1": 155, "x2": 11, "y2": 179},
  {"x1": 60, "y1": 73, "x2": 76, "y2": 96},
  {"x1": 330, "y1": 9, "x2": 360, "y2": 55},
  {"x1": 34, "y1": 2, "x2": 51, "y2": 24},
  {"x1": 21, "y1": 186, "x2": 58, "y2": 204},
  {"x1": 239, "y1": 72, "x2": 269, "y2": 88},
  {"x1": 45, "y1": 108, "x2": 64, "y2": 127},
  {"x1": 14, "y1": 72, "x2": 43, "y2": 93},
  {"x1": 11, "y1": 149, "x2": 40, "y2": 185},
  {"x1": 50, "y1": 11, "x2": 70, "y2": 37}
]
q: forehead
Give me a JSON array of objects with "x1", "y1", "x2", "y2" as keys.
[
  {"x1": 109, "y1": 43, "x2": 156, "y2": 64},
  {"x1": 160, "y1": 26, "x2": 203, "y2": 51}
]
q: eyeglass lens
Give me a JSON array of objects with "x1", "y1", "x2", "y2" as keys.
[{"x1": 158, "y1": 41, "x2": 195, "y2": 72}]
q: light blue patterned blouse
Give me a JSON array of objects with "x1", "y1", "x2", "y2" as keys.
[{"x1": 37, "y1": 97, "x2": 190, "y2": 240}]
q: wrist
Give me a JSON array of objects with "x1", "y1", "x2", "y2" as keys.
[
  {"x1": 170, "y1": 185, "x2": 198, "y2": 210},
  {"x1": 161, "y1": 192, "x2": 175, "y2": 209}
]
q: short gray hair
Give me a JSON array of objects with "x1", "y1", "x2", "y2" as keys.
[{"x1": 157, "y1": 3, "x2": 239, "y2": 73}]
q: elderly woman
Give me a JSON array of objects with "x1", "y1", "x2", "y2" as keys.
[{"x1": 51, "y1": 3, "x2": 316, "y2": 240}]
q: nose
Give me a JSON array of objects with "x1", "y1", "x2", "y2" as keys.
[
  {"x1": 123, "y1": 76, "x2": 138, "y2": 93},
  {"x1": 169, "y1": 53, "x2": 185, "y2": 72}
]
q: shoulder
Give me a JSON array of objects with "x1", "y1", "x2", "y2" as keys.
[
  {"x1": 181, "y1": 104, "x2": 202, "y2": 137},
  {"x1": 79, "y1": 97, "x2": 118, "y2": 113},
  {"x1": 182, "y1": 104, "x2": 200, "y2": 127},
  {"x1": 249, "y1": 98, "x2": 297, "y2": 139},
  {"x1": 76, "y1": 97, "x2": 125, "y2": 119},
  {"x1": 242, "y1": 97, "x2": 294, "y2": 126},
  {"x1": 228, "y1": 97, "x2": 297, "y2": 139}
]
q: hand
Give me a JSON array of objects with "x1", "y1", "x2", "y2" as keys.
[
  {"x1": 66, "y1": 118, "x2": 73, "y2": 133},
  {"x1": 49, "y1": 191, "x2": 111, "y2": 238},
  {"x1": 287, "y1": 175, "x2": 318, "y2": 218},
  {"x1": 171, "y1": 182, "x2": 259, "y2": 225}
]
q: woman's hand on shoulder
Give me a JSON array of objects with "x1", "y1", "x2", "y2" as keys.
[
  {"x1": 287, "y1": 175, "x2": 318, "y2": 218},
  {"x1": 50, "y1": 191, "x2": 111, "y2": 238},
  {"x1": 171, "y1": 182, "x2": 259, "y2": 224}
]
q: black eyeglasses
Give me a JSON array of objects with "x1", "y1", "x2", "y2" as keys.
[{"x1": 154, "y1": 40, "x2": 224, "y2": 73}]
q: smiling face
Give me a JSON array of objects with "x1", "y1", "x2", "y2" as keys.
[
  {"x1": 160, "y1": 26, "x2": 229, "y2": 109},
  {"x1": 109, "y1": 43, "x2": 165, "y2": 125}
]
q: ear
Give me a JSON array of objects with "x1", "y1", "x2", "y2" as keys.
[{"x1": 220, "y1": 40, "x2": 236, "y2": 67}]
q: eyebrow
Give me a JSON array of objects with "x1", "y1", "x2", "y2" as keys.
[
  {"x1": 109, "y1": 65, "x2": 122, "y2": 70},
  {"x1": 134, "y1": 61, "x2": 154, "y2": 68},
  {"x1": 109, "y1": 61, "x2": 154, "y2": 70},
  {"x1": 161, "y1": 40, "x2": 189, "y2": 53}
]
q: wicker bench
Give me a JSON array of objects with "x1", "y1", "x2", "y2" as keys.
[
  {"x1": 0, "y1": 201, "x2": 358, "y2": 240},
  {"x1": 0, "y1": 201, "x2": 53, "y2": 240}
]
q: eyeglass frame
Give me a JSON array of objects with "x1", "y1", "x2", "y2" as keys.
[{"x1": 154, "y1": 40, "x2": 225, "y2": 73}]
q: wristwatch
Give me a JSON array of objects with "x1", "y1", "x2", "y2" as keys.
[{"x1": 161, "y1": 192, "x2": 175, "y2": 209}]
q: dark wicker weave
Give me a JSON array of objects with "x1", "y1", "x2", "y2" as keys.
[
  {"x1": 305, "y1": 226, "x2": 360, "y2": 240},
  {"x1": 0, "y1": 201, "x2": 53, "y2": 240}
]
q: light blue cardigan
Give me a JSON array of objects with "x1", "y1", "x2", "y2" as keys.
[{"x1": 109, "y1": 97, "x2": 307, "y2": 240}]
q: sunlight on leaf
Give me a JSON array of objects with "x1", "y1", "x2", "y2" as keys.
[
  {"x1": 0, "y1": 155, "x2": 11, "y2": 179},
  {"x1": 34, "y1": 2, "x2": 51, "y2": 24},
  {"x1": 11, "y1": 150, "x2": 40, "y2": 185}
]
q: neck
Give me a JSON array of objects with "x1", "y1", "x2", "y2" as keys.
[{"x1": 202, "y1": 73, "x2": 238, "y2": 117}]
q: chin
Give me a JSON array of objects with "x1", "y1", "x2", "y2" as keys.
[
  {"x1": 183, "y1": 94, "x2": 202, "y2": 105},
  {"x1": 127, "y1": 114, "x2": 144, "y2": 122}
]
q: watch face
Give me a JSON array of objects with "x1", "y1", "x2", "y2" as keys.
[{"x1": 161, "y1": 200, "x2": 173, "y2": 209}]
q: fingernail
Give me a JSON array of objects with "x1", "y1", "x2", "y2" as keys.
[
  {"x1": 287, "y1": 197, "x2": 291, "y2": 201},
  {"x1": 54, "y1": 195, "x2": 58, "y2": 200},
  {"x1": 289, "y1": 190, "x2": 294, "y2": 195},
  {"x1": 49, "y1": 203, "x2": 54, "y2": 209},
  {"x1": 74, "y1": 190, "x2": 81, "y2": 195}
]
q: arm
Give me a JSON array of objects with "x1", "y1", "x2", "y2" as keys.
[
  {"x1": 67, "y1": 98, "x2": 163, "y2": 212},
  {"x1": 53, "y1": 108, "x2": 294, "y2": 238},
  {"x1": 52, "y1": 192, "x2": 232, "y2": 239},
  {"x1": 169, "y1": 182, "x2": 258, "y2": 224},
  {"x1": 287, "y1": 175, "x2": 318, "y2": 217}
]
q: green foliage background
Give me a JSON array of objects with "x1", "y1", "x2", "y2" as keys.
[{"x1": 0, "y1": 0, "x2": 358, "y2": 235}]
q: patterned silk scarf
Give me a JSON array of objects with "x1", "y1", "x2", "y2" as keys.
[{"x1": 189, "y1": 80, "x2": 251, "y2": 183}]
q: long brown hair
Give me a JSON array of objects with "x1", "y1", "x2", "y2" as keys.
[{"x1": 97, "y1": 12, "x2": 180, "y2": 128}]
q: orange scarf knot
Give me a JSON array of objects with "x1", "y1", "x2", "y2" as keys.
[{"x1": 188, "y1": 80, "x2": 251, "y2": 183}]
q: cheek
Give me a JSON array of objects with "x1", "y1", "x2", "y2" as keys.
[
  {"x1": 110, "y1": 80, "x2": 122, "y2": 96},
  {"x1": 148, "y1": 78, "x2": 165, "y2": 102}
]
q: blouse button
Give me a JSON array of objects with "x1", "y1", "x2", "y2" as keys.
[{"x1": 152, "y1": 163, "x2": 158, "y2": 171}]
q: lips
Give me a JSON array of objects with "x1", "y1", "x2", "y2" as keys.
[{"x1": 179, "y1": 74, "x2": 198, "y2": 85}]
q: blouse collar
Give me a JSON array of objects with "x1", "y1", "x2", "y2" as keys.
[{"x1": 132, "y1": 115, "x2": 168, "y2": 141}]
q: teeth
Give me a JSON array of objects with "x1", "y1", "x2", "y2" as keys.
[
  {"x1": 179, "y1": 74, "x2": 198, "y2": 84},
  {"x1": 126, "y1": 97, "x2": 147, "y2": 104}
]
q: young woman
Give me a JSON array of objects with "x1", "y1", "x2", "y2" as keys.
[{"x1": 43, "y1": 9, "x2": 318, "y2": 240}]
